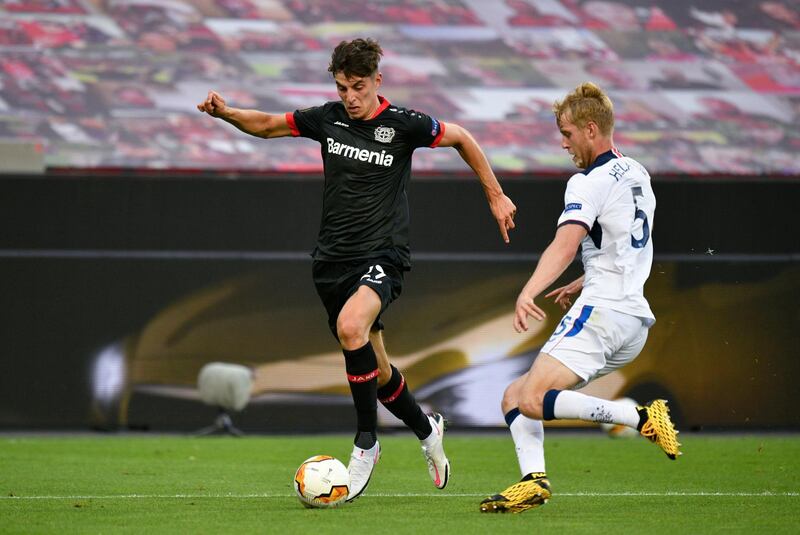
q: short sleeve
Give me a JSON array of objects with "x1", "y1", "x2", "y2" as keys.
[
  {"x1": 405, "y1": 110, "x2": 446, "y2": 149},
  {"x1": 557, "y1": 175, "x2": 601, "y2": 231},
  {"x1": 289, "y1": 105, "x2": 328, "y2": 142}
]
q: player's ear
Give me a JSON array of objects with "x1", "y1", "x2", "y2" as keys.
[
  {"x1": 374, "y1": 72, "x2": 382, "y2": 88},
  {"x1": 587, "y1": 121, "x2": 597, "y2": 139}
]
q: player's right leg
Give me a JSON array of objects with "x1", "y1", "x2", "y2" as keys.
[
  {"x1": 480, "y1": 356, "x2": 579, "y2": 513},
  {"x1": 337, "y1": 286, "x2": 383, "y2": 502},
  {"x1": 479, "y1": 402, "x2": 551, "y2": 513}
]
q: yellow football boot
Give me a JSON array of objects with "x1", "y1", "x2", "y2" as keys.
[
  {"x1": 479, "y1": 474, "x2": 551, "y2": 513},
  {"x1": 639, "y1": 399, "x2": 682, "y2": 460}
]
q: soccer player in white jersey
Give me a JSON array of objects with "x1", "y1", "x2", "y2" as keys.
[{"x1": 480, "y1": 82, "x2": 681, "y2": 514}]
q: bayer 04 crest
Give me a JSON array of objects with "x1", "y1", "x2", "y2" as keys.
[{"x1": 374, "y1": 126, "x2": 395, "y2": 143}]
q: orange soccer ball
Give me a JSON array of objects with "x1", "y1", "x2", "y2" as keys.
[{"x1": 293, "y1": 455, "x2": 350, "y2": 508}]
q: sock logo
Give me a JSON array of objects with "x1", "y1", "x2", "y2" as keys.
[
  {"x1": 590, "y1": 406, "x2": 614, "y2": 424},
  {"x1": 378, "y1": 374, "x2": 405, "y2": 404},
  {"x1": 347, "y1": 369, "x2": 380, "y2": 383}
]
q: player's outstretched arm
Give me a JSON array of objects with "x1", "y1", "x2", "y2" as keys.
[
  {"x1": 514, "y1": 224, "x2": 586, "y2": 333},
  {"x1": 197, "y1": 90, "x2": 292, "y2": 139},
  {"x1": 438, "y1": 122, "x2": 516, "y2": 243}
]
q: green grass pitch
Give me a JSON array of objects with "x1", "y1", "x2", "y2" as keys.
[{"x1": 1, "y1": 432, "x2": 798, "y2": 534}]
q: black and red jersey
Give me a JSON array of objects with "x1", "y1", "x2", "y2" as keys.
[{"x1": 287, "y1": 96, "x2": 444, "y2": 268}]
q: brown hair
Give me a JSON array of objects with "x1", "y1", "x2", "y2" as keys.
[
  {"x1": 328, "y1": 38, "x2": 383, "y2": 78},
  {"x1": 553, "y1": 82, "x2": 614, "y2": 136}
]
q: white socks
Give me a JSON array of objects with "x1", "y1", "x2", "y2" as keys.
[
  {"x1": 552, "y1": 390, "x2": 640, "y2": 428},
  {"x1": 509, "y1": 413, "x2": 546, "y2": 476},
  {"x1": 508, "y1": 391, "x2": 641, "y2": 477}
]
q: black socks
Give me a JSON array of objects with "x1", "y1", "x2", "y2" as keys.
[
  {"x1": 377, "y1": 365, "x2": 432, "y2": 440},
  {"x1": 343, "y1": 342, "x2": 380, "y2": 449},
  {"x1": 636, "y1": 406, "x2": 649, "y2": 431},
  {"x1": 343, "y1": 347, "x2": 432, "y2": 446}
]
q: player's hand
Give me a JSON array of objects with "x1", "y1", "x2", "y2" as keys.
[
  {"x1": 197, "y1": 90, "x2": 228, "y2": 118},
  {"x1": 490, "y1": 193, "x2": 516, "y2": 244},
  {"x1": 514, "y1": 292, "x2": 546, "y2": 333},
  {"x1": 544, "y1": 276, "x2": 584, "y2": 311}
]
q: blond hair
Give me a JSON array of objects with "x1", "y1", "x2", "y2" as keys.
[{"x1": 553, "y1": 82, "x2": 614, "y2": 136}]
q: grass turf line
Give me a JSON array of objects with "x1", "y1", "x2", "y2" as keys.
[{"x1": 1, "y1": 434, "x2": 798, "y2": 534}]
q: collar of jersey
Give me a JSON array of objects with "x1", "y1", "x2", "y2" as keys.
[
  {"x1": 368, "y1": 95, "x2": 391, "y2": 120},
  {"x1": 580, "y1": 149, "x2": 619, "y2": 175}
]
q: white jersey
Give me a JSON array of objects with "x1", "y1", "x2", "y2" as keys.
[{"x1": 557, "y1": 150, "x2": 655, "y2": 323}]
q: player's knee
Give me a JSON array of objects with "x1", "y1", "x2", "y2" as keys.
[
  {"x1": 518, "y1": 393, "x2": 545, "y2": 420},
  {"x1": 336, "y1": 316, "x2": 369, "y2": 350},
  {"x1": 501, "y1": 383, "x2": 519, "y2": 414}
]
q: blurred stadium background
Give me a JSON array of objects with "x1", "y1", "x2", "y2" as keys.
[{"x1": 0, "y1": 0, "x2": 798, "y2": 433}]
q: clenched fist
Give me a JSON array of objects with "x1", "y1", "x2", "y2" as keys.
[{"x1": 197, "y1": 91, "x2": 228, "y2": 118}]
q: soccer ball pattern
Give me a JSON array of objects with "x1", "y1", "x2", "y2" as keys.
[{"x1": 293, "y1": 455, "x2": 350, "y2": 508}]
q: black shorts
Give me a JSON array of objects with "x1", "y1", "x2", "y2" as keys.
[{"x1": 312, "y1": 257, "x2": 404, "y2": 340}]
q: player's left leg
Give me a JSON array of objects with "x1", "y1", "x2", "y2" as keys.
[
  {"x1": 371, "y1": 330, "x2": 450, "y2": 489},
  {"x1": 539, "y1": 310, "x2": 680, "y2": 459},
  {"x1": 543, "y1": 383, "x2": 681, "y2": 460}
]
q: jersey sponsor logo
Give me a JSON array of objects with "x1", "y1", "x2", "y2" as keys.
[
  {"x1": 326, "y1": 137, "x2": 395, "y2": 167},
  {"x1": 565, "y1": 202, "x2": 582, "y2": 212},
  {"x1": 333, "y1": 121, "x2": 350, "y2": 128},
  {"x1": 374, "y1": 126, "x2": 395, "y2": 143}
]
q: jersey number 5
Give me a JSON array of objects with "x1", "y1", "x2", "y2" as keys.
[{"x1": 630, "y1": 187, "x2": 650, "y2": 249}]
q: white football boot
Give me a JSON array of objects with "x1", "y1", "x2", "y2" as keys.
[
  {"x1": 420, "y1": 412, "x2": 450, "y2": 489},
  {"x1": 346, "y1": 441, "x2": 380, "y2": 502}
]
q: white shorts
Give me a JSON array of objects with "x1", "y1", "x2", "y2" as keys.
[{"x1": 540, "y1": 301, "x2": 650, "y2": 389}]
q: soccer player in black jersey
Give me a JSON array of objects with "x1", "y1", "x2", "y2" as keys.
[{"x1": 198, "y1": 38, "x2": 517, "y2": 502}]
